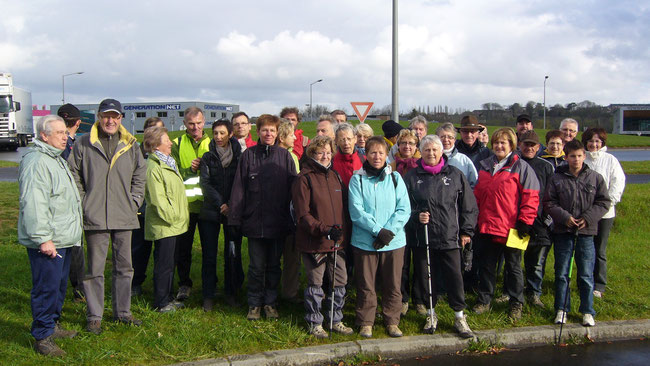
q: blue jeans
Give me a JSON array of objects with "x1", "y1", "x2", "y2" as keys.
[
  {"x1": 553, "y1": 233, "x2": 595, "y2": 315},
  {"x1": 524, "y1": 245, "x2": 550, "y2": 297},
  {"x1": 27, "y1": 247, "x2": 71, "y2": 340}
]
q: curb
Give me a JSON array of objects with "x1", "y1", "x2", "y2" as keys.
[{"x1": 171, "y1": 319, "x2": 650, "y2": 366}]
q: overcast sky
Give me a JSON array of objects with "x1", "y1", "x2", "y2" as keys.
[{"x1": 2, "y1": 0, "x2": 649, "y2": 116}]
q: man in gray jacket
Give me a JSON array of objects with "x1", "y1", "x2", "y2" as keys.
[
  {"x1": 68, "y1": 98, "x2": 146, "y2": 335},
  {"x1": 19, "y1": 115, "x2": 83, "y2": 356}
]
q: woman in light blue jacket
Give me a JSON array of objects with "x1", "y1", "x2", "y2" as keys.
[{"x1": 348, "y1": 136, "x2": 411, "y2": 339}]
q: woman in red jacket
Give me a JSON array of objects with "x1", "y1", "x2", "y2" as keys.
[{"x1": 472, "y1": 128, "x2": 540, "y2": 321}]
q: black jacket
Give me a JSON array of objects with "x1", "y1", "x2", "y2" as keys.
[
  {"x1": 228, "y1": 143, "x2": 297, "y2": 239},
  {"x1": 403, "y1": 157, "x2": 478, "y2": 250},
  {"x1": 455, "y1": 139, "x2": 492, "y2": 171},
  {"x1": 521, "y1": 155, "x2": 555, "y2": 246},
  {"x1": 199, "y1": 137, "x2": 241, "y2": 223},
  {"x1": 543, "y1": 164, "x2": 611, "y2": 236}
]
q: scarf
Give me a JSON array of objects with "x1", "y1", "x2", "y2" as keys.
[
  {"x1": 421, "y1": 157, "x2": 444, "y2": 175},
  {"x1": 154, "y1": 150, "x2": 178, "y2": 172},
  {"x1": 394, "y1": 155, "x2": 419, "y2": 175},
  {"x1": 215, "y1": 143, "x2": 233, "y2": 168},
  {"x1": 363, "y1": 159, "x2": 386, "y2": 180}
]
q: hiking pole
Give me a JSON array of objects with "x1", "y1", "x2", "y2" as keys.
[
  {"x1": 557, "y1": 230, "x2": 579, "y2": 345},
  {"x1": 329, "y1": 225, "x2": 341, "y2": 338},
  {"x1": 424, "y1": 222, "x2": 436, "y2": 334}
]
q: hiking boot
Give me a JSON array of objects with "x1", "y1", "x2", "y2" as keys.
[
  {"x1": 52, "y1": 323, "x2": 77, "y2": 339},
  {"x1": 158, "y1": 304, "x2": 177, "y2": 313},
  {"x1": 176, "y1": 286, "x2": 191, "y2": 301},
  {"x1": 114, "y1": 315, "x2": 142, "y2": 326},
  {"x1": 247, "y1": 306, "x2": 261, "y2": 321},
  {"x1": 593, "y1": 290, "x2": 603, "y2": 299},
  {"x1": 309, "y1": 324, "x2": 329, "y2": 339},
  {"x1": 582, "y1": 314, "x2": 595, "y2": 327},
  {"x1": 415, "y1": 304, "x2": 428, "y2": 316},
  {"x1": 554, "y1": 310, "x2": 567, "y2": 324},
  {"x1": 528, "y1": 294, "x2": 544, "y2": 308},
  {"x1": 454, "y1": 315, "x2": 474, "y2": 339},
  {"x1": 86, "y1": 320, "x2": 102, "y2": 335},
  {"x1": 473, "y1": 303, "x2": 491, "y2": 314},
  {"x1": 495, "y1": 294, "x2": 510, "y2": 304},
  {"x1": 359, "y1": 325, "x2": 373, "y2": 338},
  {"x1": 329, "y1": 322, "x2": 354, "y2": 335},
  {"x1": 203, "y1": 298, "x2": 215, "y2": 312},
  {"x1": 131, "y1": 285, "x2": 142, "y2": 297},
  {"x1": 423, "y1": 313, "x2": 438, "y2": 334},
  {"x1": 263, "y1": 305, "x2": 279, "y2": 319},
  {"x1": 386, "y1": 324, "x2": 403, "y2": 338},
  {"x1": 508, "y1": 302, "x2": 523, "y2": 321},
  {"x1": 33, "y1": 336, "x2": 65, "y2": 357},
  {"x1": 400, "y1": 302, "x2": 409, "y2": 316}
]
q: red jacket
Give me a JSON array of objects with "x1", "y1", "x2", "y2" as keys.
[
  {"x1": 332, "y1": 150, "x2": 363, "y2": 188},
  {"x1": 473, "y1": 153, "x2": 540, "y2": 240},
  {"x1": 244, "y1": 134, "x2": 256, "y2": 148},
  {"x1": 292, "y1": 129, "x2": 309, "y2": 159}
]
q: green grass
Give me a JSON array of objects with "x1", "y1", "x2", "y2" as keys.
[
  {"x1": 0, "y1": 160, "x2": 19, "y2": 168},
  {"x1": 1, "y1": 181, "x2": 648, "y2": 364},
  {"x1": 620, "y1": 161, "x2": 650, "y2": 175}
]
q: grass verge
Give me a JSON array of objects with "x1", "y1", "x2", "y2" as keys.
[
  {"x1": 0, "y1": 160, "x2": 19, "y2": 168},
  {"x1": 620, "y1": 161, "x2": 650, "y2": 174},
  {"x1": 0, "y1": 182, "x2": 648, "y2": 365}
]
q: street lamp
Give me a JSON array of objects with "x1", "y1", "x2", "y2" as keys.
[
  {"x1": 543, "y1": 75, "x2": 549, "y2": 129},
  {"x1": 309, "y1": 79, "x2": 323, "y2": 121},
  {"x1": 62, "y1": 71, "x2": 84, "y2": 104}
]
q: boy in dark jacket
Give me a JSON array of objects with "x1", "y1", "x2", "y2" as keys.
[{"x1": 543, "y1": 140, "x2": 610, "y2": 327}]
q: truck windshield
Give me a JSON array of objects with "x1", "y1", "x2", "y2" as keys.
[{"x1": 0, "y1": 95, "x2": 12, "y2": 113}]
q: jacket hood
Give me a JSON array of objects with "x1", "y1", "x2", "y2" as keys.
[
  {"x1": 557, "y1": 163, "x2": 591, "y2": 177},
  {"x1": 30, "y1": 138, "x2": 64, "y2": 158},
  {"x1": 89, "y1": 122, "x2": 136, "y2": 146},
  {"x1": 301, "y1": 156, "x2": 330, "y2": 175},
  {"x1": 353, "y1": 162, "x2": 393, "y2": 177}
]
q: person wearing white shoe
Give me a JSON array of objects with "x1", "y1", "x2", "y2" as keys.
[{"x1": 582, "y1": 313, "x2": 595, "y2": 327}]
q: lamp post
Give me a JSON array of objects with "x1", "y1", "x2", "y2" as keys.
[
  {"x1": 391, "y1": 0, "x2": 399, "y2": 123},
  {"x1": 309, "y1": 79, "x2": 323, "y2": 121},
  {"x1": 543, "y1": 75, "x2": 549, "y2": 129},
  {"x1": 62, "y1": 71, "x2": 84, "y2": 104}
]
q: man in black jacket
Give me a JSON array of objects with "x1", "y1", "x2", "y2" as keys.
[{"x1": 455, "y1": 115, "x2": 491, "y2": 171}]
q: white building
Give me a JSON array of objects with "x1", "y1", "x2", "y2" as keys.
[{"x1": 611, "y1": 104, "x2": 650, "y2": 135}]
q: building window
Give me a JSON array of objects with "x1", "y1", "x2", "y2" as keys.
[
  {"x1": 179, "y1": 111, "x2": 184, "y2": 117},
  {"x1": 136, "y1": 112, "x2": 146, "y2": 118},
  {"x1": 221, "y1": 112, "x2": 227, "y2": 118},
  {"x1": 211, "y1": 112, "x2": 217, "y2": 118},
  {"x1": 157, "y1": 112, "x2": 168, "y2": 117}
]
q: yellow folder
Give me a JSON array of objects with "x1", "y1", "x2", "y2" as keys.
[{"x1": 506, "y1": 228, "x2": 530, "y2": 250}]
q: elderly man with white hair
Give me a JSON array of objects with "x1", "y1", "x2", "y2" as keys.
[
  {"x1": 560, "y1": 118, "x2": 579, "y2": 144},
  {"x1": 19, "y1": 115, "x2": 83, "y2": 356}
]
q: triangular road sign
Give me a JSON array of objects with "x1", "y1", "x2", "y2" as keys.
[{"x1": 350, "y1": 102, "x2": 374, "y2": 123}]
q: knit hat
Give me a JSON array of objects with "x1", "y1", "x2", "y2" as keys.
[{"x1": 382, "y1": 120, "x2": 404, "y2": 139}]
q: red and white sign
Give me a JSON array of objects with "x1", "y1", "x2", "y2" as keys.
[{"x1": 350, "y1": 102, "x2": 374, "y2": 123}]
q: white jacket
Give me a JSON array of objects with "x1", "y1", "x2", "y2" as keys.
[{"x1": 584, "y1": 146, "x2": 625, "y2": 219}]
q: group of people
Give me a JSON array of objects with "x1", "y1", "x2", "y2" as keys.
[{"x1": 18, "y1": 100, "x2": 625, "y2": 356}]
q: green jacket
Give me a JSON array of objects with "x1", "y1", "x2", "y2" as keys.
[
  {"x1": 144, "y1": 154, "x2": 190, "y2": 241},
  {"x1": 171, "y1": 132, "x2": 211, "y2": 213},
  {"x1": 18, "y1": 139, "x2": 83, "y2": 249}
]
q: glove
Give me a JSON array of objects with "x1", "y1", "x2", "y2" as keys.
[
  {"x1": 515, "y1": 220, "x2": 532, "y2": 239},
  {"x1": 462, "y1": 245, "x2": 473, "y2": 273},
  {"x1": 327, "y1": 225, "x2": 343, "y2": 243},
  {"x1": 373, "y1": 228, "x2": 395, "y2": 250}
]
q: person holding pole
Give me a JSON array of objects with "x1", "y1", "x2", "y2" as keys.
[
  {"x1": 544, "y1": 140, "x2": 610, "y2": 327},
  {"x1": 292, "y1": 135, "x2": 353, "y2": 338},
  {"x1": 403, "y1": 135, "x2": 477, "y2": 338}
]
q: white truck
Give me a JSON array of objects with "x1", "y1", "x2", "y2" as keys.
[{"x1": 0, "y1": 72, "x2": 33, "y2": 151}]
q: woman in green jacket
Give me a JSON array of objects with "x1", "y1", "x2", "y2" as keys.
[{"x1": 143, "y1": 126, "x2": 190, "y2": 312}]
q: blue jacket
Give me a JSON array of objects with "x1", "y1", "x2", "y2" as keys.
[{"x1": 348, "y1": 165, "x2": 411, "y2": 252}]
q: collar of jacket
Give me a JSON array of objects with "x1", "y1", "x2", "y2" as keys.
[
  {"x1": 89, "y1": 122, "x2": 137, "y2": 168},
  {"x1": 149, "y1": 153, "x2": 182, "y2": 176},
  {"x1": 480, "y1": 151, "x2": 518, "y2": 172},
  {"x1": 355, "y1": 162, "x2": 393, "y2": 178},
  {"x1": 557, "y1": 163, "x2": 590, "y2": 178},
  {"x1": 32, "y1": 138, "x2": 64, "y2": 158},
  {"x1": 302, "y1": 156, "x2": 330, "y2": 175},
  {"x1": 415, "y1": 155, "x2": 449, "y2": 174},
  {"x1": 456, "y1": 139, "x2": 481, "y2": 153},
  {"x1": 541, "y1": 149, "x2": 565, "y2": 159}
]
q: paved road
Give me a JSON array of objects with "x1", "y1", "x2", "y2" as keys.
[{"x1": 0, "y1": 147, "x2": 28, "y2": 163}]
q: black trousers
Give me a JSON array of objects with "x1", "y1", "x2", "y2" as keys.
[
  {"x1": 131, "y1": 213, "x2": 153, "y2": 288},
  {"x1": 247, "y1": 237, "x2": 284, "y2": 307},
  {"x1": 153, "y1": 236, "x2": 177, "y2": 308},
  {"x1": 412, "y1": 247, "x2": 466, "y2": 311},
  {"x1": 68, "y1": 244, "x2": 85, "y2": 292},
  {"x1": 175, "y1": 213, "x2": 208, "y2": 288},
  {"x1": 476, "y1": 235, "x2": 524, "y2": 305}
]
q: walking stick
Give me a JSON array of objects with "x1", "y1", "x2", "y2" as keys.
[
  {"x1": 424, "y1": 223, "x2": 436, "y2": 334},
  {"x1": 329, "y1": 241, "x2": 340, "y2": 338},
  {"x1": 557, "y1": 231, "x2": 578, "y2": 345}
]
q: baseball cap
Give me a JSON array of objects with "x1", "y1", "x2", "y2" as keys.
[
  {"x1": 98, "y1": 98, "x2": 123, "y2": 114},
  {"x1": 516, "y1": 114, "x2": 532, "y2": 123},
  {"x1": 57, "y1": 103, "x2": 80, "y2": 119},
  {"x1": 520, "y1": 130, "x2": 540, "y2": 144}
]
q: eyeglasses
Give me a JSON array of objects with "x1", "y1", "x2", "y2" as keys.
[
  {"x1": 313, "y1": 151, "x2": 332, "y2": 157},
  {"x1": 439, "y1": 135, "x2": 456, "y2": 140},
  {"x1": 399, "y1": 141, "x2": 416, "y2": 146},
  {"x1": 561, "y1": 128, "x2": 577, "y2": 134}
]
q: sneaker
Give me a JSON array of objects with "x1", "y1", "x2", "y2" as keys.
[
  {"x1": 202, "y1": 298, "x2": 215, "y2": 312},
  {"x1": 400, "y1": 302, "x2": 409, "y2": 316},
  {"x1": 52, "y1": 323, "x2": 77, "y2": 339},
  {"x1": 158, "y1": 304, "x2": 177, "y2": 313},
  {"x1": 386, "y1": 324, "x2": 403, "y2": 338},
  {"x1": 113, "y1": 315, "x2": 142, "y2": 326},
  {"x1": 495, "y1": 294, "x2": 510, "y2": 304},
  {"x1": 86, "y1": 320, "x2": 102, "y2": 335},
  {"x1": 473, "y1": 303, "x2": 491, "y2": 314},
  {"x1": 593, "y1": 290, "x2": 603, "y2": 299},
  {"x1": 582, "y1": 314, "x2": 596, "y2": 327},
  {"x1": 554, "y1": 310, "x2": 567, "y2": 324},
  {"x1": 309, "y1": 324, "x2": 329, "y2": 339},
  {"x1": 263, "y1": 305, "x2": 279, "y2": 319},
  {"x1": 508, "y1": 302, "x2": 523, "y2": 321},
  {"x1": 359, "y1": 325, "x2": 373, "y2": 338},
  {"x1": 415, "y1": 304, "x2": 428, "y2": 316},
  {"x1": 329, "y1": 322, "x2": 354, "y2": 335},
  {"x1": 176, "y1": 286, "x2": 191, "y2": 301},
  {"x1": 247, "y1": 306, "x2": 261, "y2": 321},
  {"x1": 528, "y1": 294, "x2": 545, "y2": 308},
  {"x1": 423, "y1": 313, "x2": 438, "y2": 334},
  {"x1": 33, "y1": 336, "x2": 65, "y2": 357},
  {"x1": 454, "y1": 315, "x2": 474, "y2": 339},
  {"x1": 130, "y1": 285, "x2": 142, "y2": 297}
]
